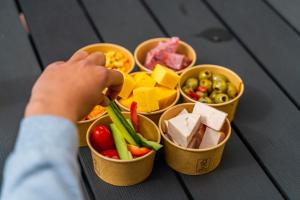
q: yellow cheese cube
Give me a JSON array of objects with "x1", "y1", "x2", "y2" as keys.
[
  {"x1": 151, "y1": 64, "x2": 180, "y2": 89},
  {"x1": 133, "y1": 72, "x2": 156, "y2": 88},
  {"x1": 133, "y1": 87, "x2": 159, "y2": 112},
  {"x1": 118, "y1": 95, "x2": 135, "y2": 108},
  {"x1": 118, "y1": 73, "x2": 135, "y2": 99},
  {"x1": 155, "y1": 86, "x2": 177, "y2": 109}
]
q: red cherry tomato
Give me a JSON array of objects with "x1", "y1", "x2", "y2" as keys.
[
  {"x1": 90, "y1": 125, "x2": 115, "y2": 153},
  {"x1": 197, "y1": 86, "x2": 208, "y2": 93},
  {"x1": 127, "y1": 144, "x2": 151, "y2": 157},
  {"x1": 101, "y1": 149, "x2": 119, "y2": 159}
]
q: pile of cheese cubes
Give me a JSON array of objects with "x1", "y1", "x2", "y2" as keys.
[
  {"x1": 118, "y1": 64, "x2": 180, "y2": 112},
  {"x1": 165, "y1": 102, "x2": 227, "y2": 149}
]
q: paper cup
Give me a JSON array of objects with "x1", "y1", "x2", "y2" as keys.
[
  {"x1": 179, "y1": 64, "x2": 244, "y2": 121},
  {"x1": 115, "y1": 72, "x2": 180, "y2": 124},
  {"x1": 87, "y1": 112, "x2": 161, "y2": 186},
  {"x1": 77, "y1": 111, "x2": 107, "y2": 147},
  {"x1": 78, "y1": 43, "x2": 135, "y2": 73},
  {"x1": 159, "y1": 103, "x2": 231, "y2": 175},
  {"x1": 134, "y1": 37, "x2": 196, "y2": 74}
]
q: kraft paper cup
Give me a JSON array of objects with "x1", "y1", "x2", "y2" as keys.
[
  {"x1": 77, "y1": 111, "x2": 106, "y2": 147},
  {"x1": 87, "y1": 112, "x2": 161, "y2": 186},
  {"x1": 179, "y1": 64, "x2": 244, "y2": 121},
  {"x1": 115, "y1": 71, "x2": 180, "y2": 124},
  {"x1": 159, "y1": 103, "x2": 231, "y2": 175},
  {"x1": 78, "y1": 43, "x2": 135, "y2": 73},
  {"x1": 134, "y1": 37, "x2": 196, "y2": 74}
]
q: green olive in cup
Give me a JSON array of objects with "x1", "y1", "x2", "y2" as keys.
[
  {"x1": 212, "y1": 73, "x2": 227, "y2": 82},
  {"x1": 227, "y1": 83, "x2": 238, "y2": 98},
  {"x1": 199, "y1": 79, "x2": 212, "y2": 93},
  {"x1": 212, "y1": 79, "x2": 227, "y2": 93},
  {"x1": 185, "y1": 78, "x2": 198, "y2": 90},
  {"x1": 198, "y1": 70, "x2": 212, "y2": 80},
  {"x1": 214, "y1": 93, "x2": 229, "y2": 103},
  {"x1": 199, "y1": 96, "x2": 213, "y2": 103}
]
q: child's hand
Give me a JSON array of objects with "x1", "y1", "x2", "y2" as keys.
[{"x1": 25, "y1": 51, "x2": 123, "y2": 122}]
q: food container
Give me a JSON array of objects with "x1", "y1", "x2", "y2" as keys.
[
  {"x1": 87, "y1": 112, "x2": 161, "y2": 186},
  {"x1": 179, "y1": 64, "x2": 244, "y2": 121},
  {"x1": 115, "y1": 71, "x2": 180, "y2": 124},
  {"x1": 77, "y1": 111, "x2": 106, "y2": 147},
  {"x1": 134, "y1": 38, "x2": 196, "y2": 74},
  {"x1": 78, "y1": 43, "x2": 135, "y2": 73},
  {"x1": 159, "y1": 103, "x2": 231, "y2": 175}
]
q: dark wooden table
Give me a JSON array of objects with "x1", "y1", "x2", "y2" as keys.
[{"x1": 1, "y1": 0, "x2": 299, "y2": 199}]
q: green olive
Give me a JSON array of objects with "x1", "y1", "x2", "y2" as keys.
[
  {"x1": 209, "y1": 90, "x2": 219, "y2": 100},
  {"x1": 213, "y1": 79, "x2": 227, "y2": 93},
  {"x1": 182, "y1": 85, "x2": 193, "y2": 94},
  {"x1": 227, "y1": 83, "x2": 238, "y2": 98},
  {"x1": 198, "y1": 70, "x2": 212, "y2": 80},
  {"x1": 212, "y1": 73, "x2": 227, "y2": 82},
  {"x1": 196, "y1": 91, "x2": 208, "y2": 98},
  {"x1": 185, "y1": 78, "x2": 198, "y2": 90},
  {"x1": 199, "y1": 79, "x2": 212, "y2": 93},
  {"x1": 214, "y1": 93, "x2": 229, "y2": 103},
  {"x1": 198, "y1": 96, "x2": 213, "y2": 104}
]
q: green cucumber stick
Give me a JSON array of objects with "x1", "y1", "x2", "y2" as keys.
[
  {"x1": 110, "y1": 123, "x2": 131, "y2": 160},
  {"x1": 127, "y1": 118, "x2": 163, "y2": 151},
  {"x1": 107, "y1": 106, "x2": 137, "y2": 146},
  {"x1": 138, "y1": 134, "x2": 163, "y2": 151},
  {"x1": 110, "y1": 101, "x2": 142, "y2": 145}
]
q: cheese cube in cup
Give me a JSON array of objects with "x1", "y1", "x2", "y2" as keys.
[
  {"x1": 167, "y1": 113, "x2": 201, "y2": 147},
  {"x1": 192, "y1": 102, "x2": 227, "y2": 131}
]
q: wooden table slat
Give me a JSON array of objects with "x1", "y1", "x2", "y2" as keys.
[
  {"x1": 0, "y1": 0, "x2": 40, "y2": 186},
  {"x1": 265, "y1": 0, "x2": 300, "y2": 33},
  {"x1": 207, "y1": 0, "x2": 300, "y2": 107}
]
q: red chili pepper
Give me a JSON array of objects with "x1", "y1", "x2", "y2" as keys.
[
  {"x1": 130, "y1": 101, "x2": 139, "y2": 132},
  {"x1": 197, "y1": 86, "x2": 208, "y2": 93},
  {"x1": 127, "y1": 144, "x2": 151, "y2": 157},
  {"x1": 188, "y1": 91, "x2": 199, "y2": 100}
]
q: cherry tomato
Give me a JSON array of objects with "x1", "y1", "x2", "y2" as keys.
[
  {"x1": 127, "y1": 144, "x2": 151, "y2": 157},
  {"x1": 90, "y1": 125, "x2": 115, "y2": 153},
  {"x1": 101, "y1": 149, "x2": 119, "y2": 159}
]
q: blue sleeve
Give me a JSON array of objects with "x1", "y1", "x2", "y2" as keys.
[{"x1": 0, "y1": 116, "x2": 83, "y2": 200}]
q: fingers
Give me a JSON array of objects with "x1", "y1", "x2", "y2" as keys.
[
  {"x1": 85, "y1": 52, "x2": 106, "y2": 66},
  {"x1": 68, "y1": 50, "x2": 89, "y2": 62},
  {"x1": 105, "y1": 70, "x2": 124, "y2": 99}
]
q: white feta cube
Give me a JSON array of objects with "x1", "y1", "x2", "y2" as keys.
[
  {"x1": 199, "y1": 127, "x2": 225, "y2": 149},
  {"x1": 192, "y1": 102, "x2": 227, "y2": 131},
  {"x1": 167, "y1": 113, "x2": 201, "y2": 147},
  {"x1": 164, "y1": 109, "x2": 189, "y2": 129}
]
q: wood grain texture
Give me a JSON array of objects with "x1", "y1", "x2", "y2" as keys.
[
  {"x1": 145, "y1": 0, "x2": 300, "y2": 198},
  {"x1": 207, "y1": 0, "x2": 300, "y2": 107},
  {"x1": 19, "y1": 0, "x2": 99, "y2": 66},
  {"x1": 266, "y1": 0, "x2": 300, "y2": 33},
  {"x1": 80, "y1": 0, "x2": 164, "y2": 51},
  {"x1": 0, "y1": 0, "x2": 40, "y2": 186}
]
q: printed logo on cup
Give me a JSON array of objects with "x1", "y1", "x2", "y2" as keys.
[{"x1": 196, "y1": 158, "x2": 210, "y2": 173}]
